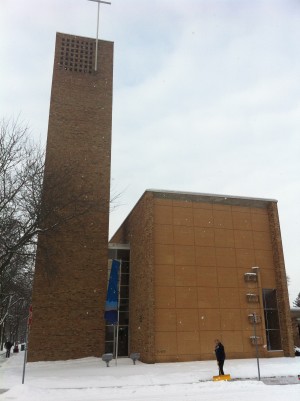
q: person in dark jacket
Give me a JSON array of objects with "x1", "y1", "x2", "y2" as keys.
[
  {"x1": 215, "y1": 339, "x2": 226, "y2": 376},
  {"x1": 4, "y1": 340, "x2": 13, "y2": 358}
]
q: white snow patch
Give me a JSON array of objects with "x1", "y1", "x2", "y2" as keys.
[{"x1": 0, "y1": 352, "x2": 300, "y2": 401}]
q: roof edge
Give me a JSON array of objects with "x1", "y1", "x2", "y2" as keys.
[{"x1": 145, "y1": 189, "x2": 278, "y2": 204}]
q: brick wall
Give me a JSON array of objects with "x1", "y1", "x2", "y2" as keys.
[
  {"x1": 152, "y1": 195, "x2": 270, "y2": 361},
  {"x1": 28, "y1": 33, "x2": 113, "y2": 361},
  {"x1": 268, "y1": 203, "x2": 294, "y2": 356},
  {"x1": 111, "y1": 190, "x2": 294, "y2": 362},
  {"x1": 111, "y1": 192, "x2": 156, "y2": 363}
]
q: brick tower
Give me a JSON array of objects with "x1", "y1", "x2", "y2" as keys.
[{"x1": 28, "y1": 32, "x2": 113, "y2": 361}]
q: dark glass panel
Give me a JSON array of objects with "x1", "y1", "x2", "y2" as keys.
[
  {"x1": 264, "y1": 310, "x2": 280, "y2": 330},
  {"x1": 119, "y1": 298, "x2": 129, "y2": 311},
  {"x1": 121, "y1": 273, "x2": 129, "y2": 286},
  {"x1": 121, "y1": 261, "x2": 130, "y2": 273},
  {"x1": 117, "y1": 249, "x2": 130, "y2": 261},
  {"x1": 118, "y1": 326, "x2": 128, "y2": 356},
  {"x1": 119, "y1": 312, "x2": 129, "y2": 325},
  {"x1": 120, "y1": 285, "x2": 129, "y2": 299},
  {"x1": 105, "y1": 341, "x2": 114, "y2": 353},
  {"x1": 263, "y1": 289, "x2": 278, "y2": 309},
  {"x1": 267, "y1": 330, "x2": 282, "y2": 351},
  {"x1": 105, "y1": 325, "x2": 115, "y2": 341}
]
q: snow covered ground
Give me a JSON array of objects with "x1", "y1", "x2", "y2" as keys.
[{"x1": 0, "y1": 350, "x2": 300, "y2": 401}]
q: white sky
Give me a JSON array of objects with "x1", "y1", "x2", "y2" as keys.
[
  {"x1": 1, "y1": 352, "x2": 300, "y2": 401},
  {"x1": 0, "y1": 0, "x2": 299, "y2": 304}
]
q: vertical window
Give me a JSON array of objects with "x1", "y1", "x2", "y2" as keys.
[
  {"x1": 105, "y1": 248, "x2": 130, "y2": 356},
  {"x1": 262, "y1": 289, "x2": 282, "y2": 351}
]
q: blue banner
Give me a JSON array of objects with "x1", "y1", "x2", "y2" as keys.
[{"x1": 104, "y1": 259, "x2": 120, "y2": 324}]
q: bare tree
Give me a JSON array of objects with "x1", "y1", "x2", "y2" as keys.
[
  {"x1": 0, "y1": 117, "x2": 96, "y2": 273},
  {"x1": 0, "y1": 118, "x2": 123, "y2": 344},
  {"x1": 0, "y1": 118, "x2": 44, "y2": 345},
  {"x1": 0, "y1": 119, "x2": 44, "y2": 274},
  {"x1": 0, "y1": 261, "x2": 33, "y2": 346},
  {"x1": 0, "y1": 118, "x2": 91, "y2": 341}
]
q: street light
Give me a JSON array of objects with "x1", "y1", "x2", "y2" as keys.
[
  {"x1": 251, "y1": 266, "x2": 261, "y2": 381},
  {"x1": 249, "y1": 312, "x2": 261, "y2": 381}
]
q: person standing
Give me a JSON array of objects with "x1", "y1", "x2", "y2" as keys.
[
  {"x1": 215, "y1": 339, "x2": 226, "y2": 376},
  {"x1": 4, "y1": 340, "x2": 13, "y2": 358}
]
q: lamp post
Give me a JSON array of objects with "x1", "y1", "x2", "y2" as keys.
[
  {"x1": 252, "y1": 266, "x2": 261, "y2": 381},
  {"x1": 22, "y1": 305, "x2": 32, "y2": 384},
  {"x1": 250, "y1": 312, "x2": 261, "y2": 381},
  {"x1": 115, "y1": 259, "x2": 122, "y2": 366}
]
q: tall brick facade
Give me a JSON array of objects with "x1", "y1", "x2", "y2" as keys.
[
  {"x1": 111, "y1": 192, "x2": 156, "y2": 362},
  {"x1": 267, "y1": 203, "x2": 295, "y2": 356},
  {"x1": 28, "y1": 33, "x2": 113, "y2": 361},
  {"x1": 111, "y1": 190, "x2": 294, "y2": 363}
]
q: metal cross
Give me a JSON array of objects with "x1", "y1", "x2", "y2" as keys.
[{"x1": 88, "y1": 0, "x2": 111, "y2": 71}]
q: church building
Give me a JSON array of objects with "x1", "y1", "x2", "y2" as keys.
[{"x1": 28, "y1": 30, "x2": 294, "y2": 363}]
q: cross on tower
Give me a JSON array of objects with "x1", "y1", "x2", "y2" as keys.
[{"x1": 88, "y1": 0, "x2": 111, "y2": 71}]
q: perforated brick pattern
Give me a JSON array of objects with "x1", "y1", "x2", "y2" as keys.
[{"x1": 59, "y1": 36, "x2": 94, "y2": 73}]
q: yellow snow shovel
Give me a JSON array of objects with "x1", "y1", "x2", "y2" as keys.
[{"x1": 213, "y1": 374, "x2": 231, "y2": 381}]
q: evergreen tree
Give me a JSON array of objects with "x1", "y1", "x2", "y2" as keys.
[{"x1": 293, "y1": 292, "x2": 300, "y2": 307}]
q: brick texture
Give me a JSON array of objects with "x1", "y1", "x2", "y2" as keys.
[
  {"x1": 111, "y1": 193, "x2": 156, "y2": 363},
  {"x1": 111, "y1": 190, "x2": 295, "y2": 362},
  {"x1": 267, "y1": 203, "x2": 294, "y2": 356},
  {"x1": 28, "y1": 33, "x2": 113, "y2": 361}
]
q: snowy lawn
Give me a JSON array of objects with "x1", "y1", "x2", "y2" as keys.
[{"x1": 0, "y1": 351, "x2": 300, "y2": 401}]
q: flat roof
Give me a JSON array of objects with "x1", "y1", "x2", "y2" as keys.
[{"x1": 146, "y1": 189, "x2": 277, "y2": 208}]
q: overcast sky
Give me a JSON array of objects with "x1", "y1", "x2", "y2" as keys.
[{"x1": 1, "y1": 0, "x2": 299, "y2": 304}]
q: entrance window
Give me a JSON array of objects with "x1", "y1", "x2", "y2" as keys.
[
  {"x1": 106, "y1": 246, "x2": 130, "y2": 357},
  {"x1": 262, "y1": 289, "x2": 282, "y2": 351}
]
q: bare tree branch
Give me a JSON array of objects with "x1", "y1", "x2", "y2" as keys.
[{"x1": 0, "y1": 117, "x2": 123, "y2": 344}]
